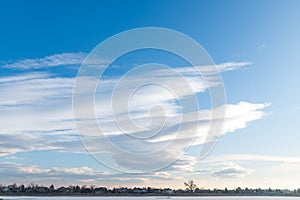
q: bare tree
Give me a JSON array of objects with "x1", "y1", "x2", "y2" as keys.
[{"x1": 184, "y1": 180, "x2": 197, "y2": 193}]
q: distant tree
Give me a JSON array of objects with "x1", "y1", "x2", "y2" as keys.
[
  {"x1": 49, "y1": 184, "x2": 54, "y2": 192},
  {"x1": 224, "y1": 187, "x2": 228, "y2": 193},
  {"x1": 184, "y1": 180, "x2": 197, "y2": 193},
  {"x1": 69, "y1": 185, "x2": 75, "y2": 193},
  {"x1": 20, "y1": 184, "x2": 25, "y2": 193},
  {"x1": 194, "y1": 188, "x2": 201, "y2": 193},
  {"x1": 80, "y1": 185, "x2": 87, "y2": 193},
  {"x1": 90, "y1": 185, "x2": 95, "y2": 192},
  {"x1": 235, "y1": 187, "x2": 242, "y2": 193},
  {"x1": 147, "y1": 187, "x2": 152, "y2": 193},
  {"x1": 75, "y1": 185, "x2": 81, "y2": 193}
]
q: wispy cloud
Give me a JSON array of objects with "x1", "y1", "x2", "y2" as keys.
[
  {"x1": 212, "y1": 162, "x2": 254, "y2": 179},
  {"x1": 202, "y1": 154, "x2": 300, "y2": 164},
  {"x1": 0, "y1": 72, "x2": 50, "y2": 83},
  {"x1": 194, "y1": 153, "x2": 300, "y2": 186},
  {"x1": 0, "y1": 53, "x2": 267, "y2": 176},
  {"x1": 216, "y1": 62, "x2": 251, "y2": 72},
  {"x1": 0, "y1": 162, "x2": 179, "y2": 186},
  {"x1": 1, "y1": 52, "x2": 88, "y2": 69},
  {"x1": 174, "y1": 62, "x2": 250, "y2": 78}
]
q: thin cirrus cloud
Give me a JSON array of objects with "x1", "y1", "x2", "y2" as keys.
[
  {"x1": 202, "y1": 154, "x2": 300, "y2": 164},
  {"x1": 1, "y1": 52, "x2": 107, "y2": 70},
  {"x1": 212, "y1": 163, "x2": 254, "y2": 179},
  {"x1": 2, "y1": 53, "x2": 88, "y2": 69},
  {"x1": 1, "y1": 52, "x2": 249, "y2": 71}
]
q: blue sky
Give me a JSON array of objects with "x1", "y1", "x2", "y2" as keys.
[{"x1": 1, "y1": 0, "x2": 300, "y2": 189}]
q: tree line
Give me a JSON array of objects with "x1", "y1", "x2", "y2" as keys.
[{"x1": 1, "y1": 180, "x2": 300, "y2": 196}]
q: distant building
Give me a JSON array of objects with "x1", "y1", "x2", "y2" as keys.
[
  {"x1": 163, "y1": 188, "x2": 173, "y2": 194},
  {"x1": 2, "y1": 187, "x2": 9, "y2": 193}
]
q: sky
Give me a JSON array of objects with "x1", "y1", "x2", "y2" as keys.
[{"x1": 1, "y1": 0, "x2": 300, "y2": 189}]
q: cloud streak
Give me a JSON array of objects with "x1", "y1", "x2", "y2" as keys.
[
  {"x1": 212, "y1": 162, "x2": 254, "y2": 178},
  {"x1": 0, "y1": 162, "x2": 179, "y2": 186},
  {"x1": 2, "y1": 52, "x2": 87, "y2": 69}
]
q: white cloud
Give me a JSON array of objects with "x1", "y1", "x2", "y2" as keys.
[
  {"x1": 0, "y1": 162, "x2": 179, "y2": 186},
  {"x1": 216, "y1": 62, "x2": 251, "y2": 72},
  {"x1": 212, "y1": 162, "x2": 254, "y2": 178},
  {"x1": 175, "y1": 62, "x2": 250, "y2": 76},
  {"x1": 0, "y1": 57, "x2": 268, "y2": 174},
  {"x1": 0, "y1": 73, "x2": 74, "y2": 107},
  {"x1": 191, "y1": 154, "x2": 300, "y2": 188},
  {"x1": 2, "y1": 164, "x2": 95, "y2": 176},
  {"x1": 1, "y1": 52, "x2": 88, "y2": 69},
  {"x1": 221, "y1": 102, "x2": 270, "y2": 134},
  {"x1": 0, "y1": 72, "x2": 50, "y2": 83},
  {"x1": 202, "y1": 154, "x2": 300, "y2": 164}
]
